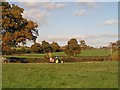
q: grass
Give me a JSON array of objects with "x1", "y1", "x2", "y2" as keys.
[
  {"x1": 2, "y1": 61, "x2": 118, "y2": 88},
  {"x1": 4, "y1": 54, "x2": 45, "y2": 58},
  {"x1": 78, "y1": 49, "x2": 111, "y2": 56},
  {"x1": 4, "y1": 49, "x2": 111, "y2": 59}
]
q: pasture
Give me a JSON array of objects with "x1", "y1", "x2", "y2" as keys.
[
  {"x1": 4, "y1": 49, "x2": 111, "y2": 58},
  {"x1": 2, "y1": 61, "x2": 118, "y2": 88}
]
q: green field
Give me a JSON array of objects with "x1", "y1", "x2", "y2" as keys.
[
  {"x1": 2, "y1": 61, "x2": 118, "y2": 88},
  {"x1": 4, "y1": 49, "x2": 111, "y2": 58}
]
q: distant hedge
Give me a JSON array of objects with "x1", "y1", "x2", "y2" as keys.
[
  {"x1": 62, "y1": 56, "x2": 112, "y2": 62},
  {"x1": 5, "y1": 56, "x2": 112, "y2": 63}
]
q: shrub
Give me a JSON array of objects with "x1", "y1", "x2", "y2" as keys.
[{"x1": 30, "y1": 43, "x2": 43, "y2": 53}]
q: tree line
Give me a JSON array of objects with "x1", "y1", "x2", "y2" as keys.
[
  {"x1": 1, "y1": 1, "x2": 119, "y2": 58},
  {"x1": 1, "y1": 1, "x2": 95, "y2": 56},
  {"x1": 2, "y1": 38, "x2": 95, "y2": 55}
]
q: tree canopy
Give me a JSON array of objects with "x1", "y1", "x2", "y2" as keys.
[
  {"x1": 50, "y1": 42, "x2": 60, "y2": 52},
  {"x1": 41, "y1": 40, "x2": 53, "y2": 53},
  {"x1": 1, "y1": 1, "x2": 39, "y2": 54},
  {"x1": 65, "y1": 38, "x2": 81, "y2": 56},
  {"x1": 1, "y1": 1, "x2": 38, "y2": 47},
  {"x1": 30, "y1": 43, "x2": 43, "y2": 53}
]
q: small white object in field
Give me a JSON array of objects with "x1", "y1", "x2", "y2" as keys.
[
  {"x1": 50, "y1": 58, "x2": 54, "y2": 63},
  {"x1": 61, "y1": 61, "x2": 64, "y2": 63}
]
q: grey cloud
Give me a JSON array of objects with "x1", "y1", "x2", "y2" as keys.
[{"x1": 102, "y1": 19, "x2": 118, "y2": 25}]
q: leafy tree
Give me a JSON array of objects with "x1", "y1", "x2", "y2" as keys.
[
  {"x1": 30, "y1": 43, "x2": 43, "y2": 53},
  {"x1": 2, "y1": 31, "x2": 13, "y2": 45},
  {"x1": 65, "y1": 38, "x2": 81, "y2": 56},
  {"x1": 2, "y1": 44, "x2": 12, "y2": 55},
  {"x1": 1, "y1": 1, "x2": 38, "y2": 47},
  {"x1": 50, "y1": 42, "x2": 60, "y2": 52},
  {"x1": 79, "y1": 40, "x2": 87, "y2": 50},
  {"x1": 41, "y1": 40, "x2": 52, "y2": 53}
]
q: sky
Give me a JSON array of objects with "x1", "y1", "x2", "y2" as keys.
[{"x1": 7, "y1": 0, "x2": 118, "y2": 47}]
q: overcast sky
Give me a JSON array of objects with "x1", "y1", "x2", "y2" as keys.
[{"x1": 7, "y1": 0, "x2": 118, "y2": 47}]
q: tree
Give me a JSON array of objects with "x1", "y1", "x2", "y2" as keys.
[
  {"x1": 30, "y1": 43, "x2": 43, "y2": 53},
  {"x1": 2, "y1": 31, "x2": 13, "y2": 45},
  {"x1": 1, "y1": 1, "x2": 38, "y2": 47},
  {"x1": 65, "y1": 38, "x2": 81, "y2": 56},
  {"x1": 79, "y1": 40, "x2": 87, "y2": 50},
  {"x1": 50, "y1": 42, "x2": 60, "y2": 52},
  {"x1": 2, "y1": 44, "x2": 12, "y2": 55},
  {"x1": 41, "y1": 40, "x2": 52, "y2": 53}
]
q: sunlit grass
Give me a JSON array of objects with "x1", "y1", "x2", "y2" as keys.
[
  {"x1": 2, "y1": 61, "x2": 118, "y2": 88},
  {"x1": 4, "y1": 49, "x2": 111, "y2": 58}
]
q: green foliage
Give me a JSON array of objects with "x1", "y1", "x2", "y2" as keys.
[
  {"x1": 15, "y1": 47, "x2": 26, "y2": 54},
  {"x1": 41, "y1": 40, "x2": 53, "y2": 53},
  {"x1": 80, "y1": 40, "x2": 87, "y2": 50},
  {"x1": 2, "y1": 61, "x2": 118, "y2": 88},
  {"x1": 50, "y1": 42, "x2": 60, "y2": 52},
  {"x1": 65, "y1": 38, "x2": 81, "y2": 56},
  {"x1": 30, "y1": 43, "x2": 43, "y2": 53}
]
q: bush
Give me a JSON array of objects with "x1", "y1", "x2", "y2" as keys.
[
  {"x1": 62, "y1": 57, "x2": 81, "y2": 62},
  {"x1": 11, "y1": 49, "x2": 17, "y2": 54},
  {"x1": 30, "y1": 43, "x2": 43, "y2": 53},
  {"x1": 22, "y1": 58, "x2": 49, "y2": 63},
  {"x1": 15, "y1": 47, "x2": 26, "y2": 54}
]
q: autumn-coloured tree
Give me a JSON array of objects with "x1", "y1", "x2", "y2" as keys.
[
  {"x1": 2, "y1": 31, "x2": 13, "y2": 45},
  {"x1": 1, "y1": 1, "x2": 38, "y2": 47},
  {"x1": 65, "y1": 38, "x2": 81, "y2": 56},
  {"x1": 2, "y1": 44, "x2": 12, "y2": 55},
  {"x1": 50, "y1": 42, "x2": 60, "y2": 52},
  {"x1": 30, "y1": 43, "x2": 43, "y2": 53},
  {"x1": 41, "y1": 40, "x2": 53, "y2": 53},
  {"x1": 79, "y1": 40, "x2": 87, "y2": 50}
]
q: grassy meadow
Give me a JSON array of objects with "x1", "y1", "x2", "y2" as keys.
[
  {"x1": 4, "y1": 49, "x2": 111, "y2": 58},
  {"x1": 2, "y1": 61, "x2": 118, "y2": 88}
]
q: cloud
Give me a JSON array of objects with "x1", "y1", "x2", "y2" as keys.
[
  {"x1": 37, "y1": 34, "x2": 118, "y2": 42},
  {"x1": 41, "y1": 2, "x2": 65, "y2": 10},
  {"x1": 22, "y1": 9, "x2": 48, "y2": 25},
  {"x1": 102, "y1": 19, "x2": 118, "y2": 25},
  {"x1": 36, "y1": 33, "x2": 118, "y2": 47},
  {"x1": 20, "y1": 2, "x2": 40, "y2": 8},
  {"x1": 87, "y1": 40, "x2": 111, "y2": 47},
  {"x1": 10, "y1": 0, "x2": 48, "y2": 2},
  {"x1": 74, "y1": 34, "x2": 118, "y2": 40},
  {"x1": 74, "y1": 9, "x2": 87, "y2": 16},
  {"x1": 76, "y1": 0, "x2": 96, "y2": 8},
  {"x1": 9, "y1": 2, "x2": 66, "y2": 30},
  {"x1": 99, "y1": 34, "x2": 118, "y2": 38},
  {"x1": 47, "y1": 36, "x2": 70, "y2": 41},
  {"x1": 20, "y1": 2, "x2": 65, "y2": 10},
  {"x1": 36, "y1": 36, "x2": 70, "y2": 44},
  {"x1": 19, "y1": 2, "x2": 65, "y2": 24}
]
